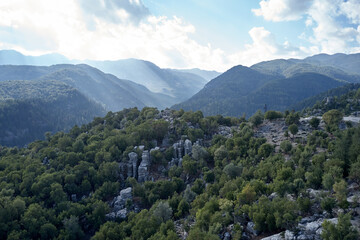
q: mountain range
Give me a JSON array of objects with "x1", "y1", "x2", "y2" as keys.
[
  {"x1": 1, "y1": 49, "x2": 360, "y2": 145},
  {"x1": 0, "y1": 50, "x2": 218, "y2": 104},
  {"x1": 173, "y1": 54, "x2": 360, "y2": 117}
]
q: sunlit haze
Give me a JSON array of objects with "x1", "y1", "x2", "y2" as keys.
[{"x1": 1, "y1": 0, "x2": 360, "y2": 71}]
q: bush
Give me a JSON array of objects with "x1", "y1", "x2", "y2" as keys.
[
  {"x1": 249, "y1": 110, "x2": 264, "y2": 127},
  {"x1": 288, "y1": 124, "x2": 298, "y2": 138},
  {"x1": 153, "y1": 201, "x2": 173, "y2": 222},
  {"x1": 264, "y1": 111, "x2": 283, "y2": 120},
  {"x1": 280, "y1": 140, "x2": 292, "y2": 153},
  {"x1": 309, "y1": 117, "x2": 320, "y2": 129},
  {"x1": 258, "y1": 143, "x2": 274, "y2": 158},
  {"x1": 285, "y1": 112, "x2": 300, "y2": 125},
  {"x1": 223, "y1": 163, "x2": 242, "y2": 179},
  {"x1": 322, "y1": 213, "x2": 359, "y2": 240}
]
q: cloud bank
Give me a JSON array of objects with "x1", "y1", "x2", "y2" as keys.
[{"x1": 0, "y1": 0, "x2": 359, "y2": 71}]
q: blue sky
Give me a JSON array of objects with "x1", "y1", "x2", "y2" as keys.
[{"x1": 0, "y1": 0, "x2": 359, "y2": 71}]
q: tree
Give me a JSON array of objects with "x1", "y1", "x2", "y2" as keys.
[
  {"x1": 288, "y1": 124, "x2": 298, "y2": 139},
  {"x1": 238, "y1": 184, "x2": 256, "y2": 204},
  {"x1": 182, "y1": 155, "x2": 198, "y2": 176},
  {"x1": 284, "y1": 130, "x2": 289, "y2": 139},
  {"x1": 153, "y1": 201, "x2": 173, "y2": 223},
  {"x1": 322, "y1": 213, "x2": 359, "y2": 240},
  {"x1": 333, "y1": 180, "x2": 348, "y2": 208},
  {"x1": 214, "y1": 145, "x2": 228, "y2": 162},
  {"x1": 323, "y1": 109, "x2": 343, "y2": 130},
  {"x1": 192, "y1": 145, "x2": 209, "y2": 161},
  {"x1": 349, "y1": 161, "x2": 360, "y2": 183},
  {"x1": 223, "y1": 163, "x2": 242, "y2": 179},
  {"x1": 92, "y1": 222, "x2": 125, "y2": 240},
  {"x1": 40, "y1": 223, "x2": 57, "y2": 240},
  {"x1": 285, "y1": 112, "x2": 300, "y2": 125},
  {"x1": 61, "y1": 216, "x2": 85, "y2": 240},
  {"x1": 280, "y1": 140, "x2": 292, "y2": 153},
  {"x1": 153, "y1": 120, "x2": 169, "y2": 142},
  {"x1": 258, "y1": 143, "x2": 274, "y2": 158},
  {"x1": 264, "y1": 111, "x2": 283, "y2": 120},
  {"x1": 309, "y1": 117, "x2": 320, "y2": 129},
  {"x1": 321, "y1": 197, "x2": 336, "y2": 214},
  {"x1": 249, "y1": 110, "x2": 264, "y2": 127}
]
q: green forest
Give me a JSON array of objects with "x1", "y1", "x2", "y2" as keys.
[
  {"x1": 0, "y1": 88, "x2": 360, "y2": 239},
  {"x1": 0, "y1": 80, "x2": 105, "y2": 146}
]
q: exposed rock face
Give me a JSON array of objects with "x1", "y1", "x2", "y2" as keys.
[
  {"x1": 119, "y1": 162, "x2": 127, "y2": 181},
  {"x1": 138, "y1": 151, "x2": 150, "y2": 182},
  {"x1": 172, "y1": 139, "x2": 194, "y2": 168},
  {"x1": 114, "y1": 187, "x2": 132, "y2": 210},
  {"x1": 260, "y1": 217, "x2": 339, "y2": 240},
  {"x1": 246, "y1": 221, "x2": 258, "y2": 236},
  {"x1": 173, "y1": 141, "x2": 184, "y2": 159},
  {"x1": 106, "y1": 187, "x2": 132, "y2": 220},
  {"x1": 128, "y1": 152, "x2": 138, "y2": 179},
  {"x1": 184, "y1": 139, "x2": 192, "y2": 156},
  {"x1": 42, "y1": 157, "x2": 49, "y2": 165}
]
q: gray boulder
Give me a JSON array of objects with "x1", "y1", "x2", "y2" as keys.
[{"x1": 113, "y1": 187, "x2": 132, "y2": 211}]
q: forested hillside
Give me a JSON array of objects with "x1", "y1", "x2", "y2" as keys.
[
  {"x1": 173, "y1": 66, "x2": 346, "y2": 117},
  {"x1": 304, "y1": 53, "x2": 360, "y2": 75},
  {"x1": 252, "y1": 59, "x2": 360, "y2": 83},
  {"x1": 0, "y1": 95, "x2": 359, "y2": 239},
  {"x1": 0, "y1": 80, "x2": 105, "y2": 146},
  {"x1": 292, "y1": 83, "x2": 360, "y2": 112},
  {"x1": 0, "y1": 64, "x2": 173, "y2": 110},
  {"x1": 0, "y1": 50, "x2": 209, "y2": 104}
]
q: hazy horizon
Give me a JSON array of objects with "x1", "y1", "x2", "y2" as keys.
[{"x1": 1, "y1": 0, "x2": 360, "y2": 71}]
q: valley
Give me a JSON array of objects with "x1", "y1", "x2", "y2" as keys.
[{"x1": 0, "y1": 51, "x2": 360, "y2": 240}]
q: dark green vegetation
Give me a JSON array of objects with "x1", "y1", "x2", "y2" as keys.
[
  {"x1": 0, "y1": 80, "x2": 105, "y2": 146},
  {"x1": 300, "y1": 85, "x2": 360, "y2": 116},
  {"x1": 0, "y1": 86, "x2": 359, "y2": 239},
  {"x1": 174, "y1": 53, "x2": 360, "y2": 118},
  {"x1": 292, "y1": 83, "x2": 360, "y2": 111},
  {"x1": 173, "y1": 65, "x2": 347, "y2": 117},
  {"x1": 0, "y1": 64, "x2": 176, "y2": 146}
]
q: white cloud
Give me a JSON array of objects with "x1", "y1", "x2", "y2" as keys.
[
  {"x1": 0, "y1": 0, "x2": 358, "y2": 72},
  {"x1": 253, "y1": 0, "x2": 360, "y2": 55},
  {"x1": 228, "y1": 27, "x2": 313, "y2": 66},
  {"x1": 307, "y1": 0, "x2": 360, "y2": 53},
  {"x1": 0, "y1": 0, "x2": 230, "y2": 70},
  {"x1": 252, "y1": 0, "x2": 313, "y2": 22},
  {"x1": 77, "y1": 0, "x2": 150, "y2": 29},
  {"x1": 340, "y1": 0, "x2": 360, "y2": 24}
]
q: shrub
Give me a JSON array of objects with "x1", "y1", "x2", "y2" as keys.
[{"x1": 264, "y1": 111, "x2": 283, "y2": 120}]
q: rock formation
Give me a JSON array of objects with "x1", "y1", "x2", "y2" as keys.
[
  {"x1": 128, "y1": 152, "x2": 138, "y2": 179},
  {"x1": 184, "y1": 139, "x2": 192, "y2": 156},
  {"x1": 106, "y1": 187, "x2": 132, "y2": 219},
  {"x1": 138, "y1": 150, "x2": 150, "y2": 182}
]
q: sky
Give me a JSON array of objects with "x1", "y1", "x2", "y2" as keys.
[{"x1": 0, "y1": 0, "x2": 360, "y2": 71}]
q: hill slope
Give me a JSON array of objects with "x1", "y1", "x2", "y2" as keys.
[
  {"x1": 0, "y1": 79, "x2": 106, "y2": 146},
  {"x1": 173, "y1": 65, "x2": 345, "y2": 117},
  {"x1": 304, "y1": 53, "x2": 360, "y2": 75},
  {"x1": 84, "y1": 59, "x2": 208, "y2": 102},
  {"x1": 252, "y1": 59, "x2": 360, "y2": 83},
  {"x1": 0, "y1": 64, "x2": 173, "y2": 110},
  {"x1": 0, "y1": 50, "x2": 208, "y2": 103}
]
